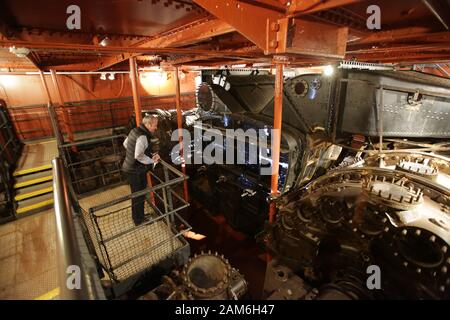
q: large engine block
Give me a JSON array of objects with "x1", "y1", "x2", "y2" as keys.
[{"x1": 262, "y1": 153, "x2": 450, "y2": 299}]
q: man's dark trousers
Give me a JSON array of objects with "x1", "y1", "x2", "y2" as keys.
[{"x1": 126, "y1": 172, "x2": 147, "y2": 225}]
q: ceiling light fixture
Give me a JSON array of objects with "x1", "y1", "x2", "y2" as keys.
[
  {"x1": 9, "y1": 46, "x2": 30, "y2": 58},
  {"x1": 100, "y1": 73, "x2": 107, "y2": 80},
  {"x1": 99, "y1": 36, "x2": 110, "y2": 47},
  {"x1": 108, "y1": 73, "x2": 115, "y2": 80},
  {"x1": 323, "y1": 65, "x2": 334, "y2": 76}
]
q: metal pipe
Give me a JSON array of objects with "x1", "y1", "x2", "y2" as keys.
[
  {"x1": 52, "y1": 157, "x2": 90, "y2": 300},
  {"x1": 378, "y1": 87, "x2": 384, "y2": 154},
  {"x1": 50, "y1": 69, "x2": 75, "y2": 145},
  {"x1": 0, "y1": 71, "x2": 130, "y2": 76},
  {"x1": 269, "y1": 62, "x2": 284, "y2": 224},
  {"x1": 129, "y1": 57, "x2": 142, "y2": 125},
  {"x1": 50, "y1": 70, "x2": 64, "y2": 108},
  {"x1": 422, "y1": 0, "x2": 449, "y2": 30},
  {"x1": 32, "y1": 71, "x2": 129, "y2": 75},
  {"x1": 39, "y1": 70, "x2": 62, "y2": 145},
  {"x1": 130, "y1": 57, "x2": 156, "y2": 203},
  {"x1": 174, "y1": 66, "x2": 189, "y2": 202},
  {"x1": 38, "y1": 71, "x2": 53, "y2": 104}
]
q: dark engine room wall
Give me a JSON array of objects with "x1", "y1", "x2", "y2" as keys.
[{"x1": 0, "y1": 72, "x2": 199, "y2": 140}]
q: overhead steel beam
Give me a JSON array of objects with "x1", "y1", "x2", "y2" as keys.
[
  {"x1": 11, "y1": 26, "x2": 150, "y2": 46},
  {"x1": 41, "y1": 61, "x2": 108, "y2": 71},
  {"x1": 277, "y1": 17, "x2": 348, "y2": 58},
  {"x1": 350, "y1": 28, "x2": 450, "y2": 46},
  {"x1": 94, "y1": 18, "x2": 235, "y2": 71},
  {"x1": 347, "y1": 53, "x2": 450, "y2": 63},
  {"x1": 194, "y1": 0, "x2": 348, "y2": 57},
  {"x1": 144, "y1": 19, "x2": 235, "y2": 48},
  {"x1": 168, "y1": 44, "x2": 265, "y2": 65},
  {"x1": 0, "y1": 39, "x2": 258, "y2": 59},
  {"x1": 239, "y1": 0, "x2": 287, "y2": 12},
  {"x1": 0, "y1": 22, "x2": 42, "y2": 69},
  {"x1": 347, "y1": 43, "x2": 450, "y2": 55},
  {"x1": 194, "y1": 0, "x2": 283, "y2": 54},
  {"x1": 287, "y1": 0, "x2": 363, "y2": 16}
]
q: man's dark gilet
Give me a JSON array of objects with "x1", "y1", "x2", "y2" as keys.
[{"x1": 122, "y1": 125, "x2": 153, "y2": 173}]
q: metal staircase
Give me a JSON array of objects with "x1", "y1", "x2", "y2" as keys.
[{"x1": 12, "y1": 140, "x2": 57, "y2": 217}]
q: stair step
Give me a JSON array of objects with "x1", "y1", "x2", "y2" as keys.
[
  {"x1": 13, "y1": 164, "x2": 52, "y2": 177},
  {"x1": 34, "y1": 287, "x2": 60, "y2": 300},
  {"x1": 14, "y1": 181, "x2": 53, "y2": 201},
  {"x1": 14, "y1": 170, "x2": 53, "y2": 189},
  {"x1": 16, "y1": 193, "x2": 54, "y2": 215}
]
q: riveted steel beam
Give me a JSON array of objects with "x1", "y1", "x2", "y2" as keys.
[{"x1": 94, "y1": 18, "x2": 235, "y2": 71}]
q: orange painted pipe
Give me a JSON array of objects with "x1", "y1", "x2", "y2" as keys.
[
  {"x1": 129, "y1": 57, "x2": 142, "y2": 125},
  {"x1": 129, "y1": 57, "x2": 155, "y2": 204},
  {"x1": 269, "y1": 63, "x2": 284, "y2": 224},
  {"x1": 174, "y1": 66, "x2": 189, "y2": 202}
]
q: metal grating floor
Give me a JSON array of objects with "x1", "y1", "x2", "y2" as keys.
[
  {"x1": 78, "y1": 185, "x2": 183, "y2": 281},
  {"x1": 106, "y1": 220, "x2": 183, "y2": 281},
  {"x1": 0, "y1": 209, "x2": 58, "y2": 299}
]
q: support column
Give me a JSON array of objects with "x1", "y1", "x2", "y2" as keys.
[
  {"x1": 129, "y1": 57, "x2": 154, "y2": 204},
  {"x1": 269, "y1": 62, "x2": 284, "y2": 224},
  {"x1": 174, "y1": 66, "x2": 189, "y2": 202},
  {"x1": 129, "y1": 57, "x2": 142, "y2": 125},
  {"x1": 39, "y1": 71, "x2": 62, "y2": 146},
  {"x1": 50, "y1": 69, "x2": 75, "y2": 148}
]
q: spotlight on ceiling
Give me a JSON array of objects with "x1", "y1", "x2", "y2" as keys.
[
  {"x1": 99, "y1": 36, "x2": 110, "y2": 47},
  {"x1": 323, "y1": 65, "x2": 334, "y2": 76},
  {"x1": 108, "y1": 73, "x2": 115, "y2": 80},
  {"x1": 9, "y1": 46, "x2": 30, "y2": 58},
  {"x1": 100, "y1": 73, "x2": 107, "y2": 80}
]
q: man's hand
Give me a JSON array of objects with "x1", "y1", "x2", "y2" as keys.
[{"x1": 152, "y1": 153, "x2": 160, "y2": 163}]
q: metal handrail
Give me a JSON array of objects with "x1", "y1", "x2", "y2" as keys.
[{"x1": 52, "y1": 157, "x2": 99, "y2": 300}]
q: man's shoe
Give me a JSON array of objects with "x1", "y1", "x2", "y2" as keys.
[{"x1": 134, "y1": 215, "x2": 152, "y2": 226}]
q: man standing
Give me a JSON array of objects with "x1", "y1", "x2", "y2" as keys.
[{"x1": 122, "y1": 115, "x2": 160, "y2": 226}]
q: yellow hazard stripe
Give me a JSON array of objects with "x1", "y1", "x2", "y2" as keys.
[
  {"x1": 13, "y1": 164, "x2": 53, "y2": 177},
  {"x1": 14, "y1": 175, "x2": 53, "y2": 189},
  {"x1": 15, "y1": 186, "x2": 53, "y2": 201},
  {"x1": 16, "y1": 199, "x2": 54, "y2": 214},
  {"x1": 35, "y1": 287, "x2": 60, "y2": 300}
]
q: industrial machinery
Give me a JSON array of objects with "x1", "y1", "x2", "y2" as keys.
[
  {"x1": 261, "y1": 150, "x2": 449, "y2": 299},
  {"x1": 64, "y1": 69, "x2": 449, "y2": 299},
  {"x1": 138, "y1": 69, "x2": 450, "y2": 237},
  {"x1": 140, "y1": 251, "x2": 248, "y2": 300},
  {"x1": 188, "y1": 69, "x2": 450, "y2": 299}
]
